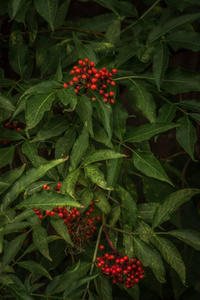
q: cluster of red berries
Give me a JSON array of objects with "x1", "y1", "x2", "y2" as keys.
[
  {"x1": 1, "y1": 119, "x2": 23, "y2": 146},
  {"x1": 63, "y1": 58, "x2": 117, "y2": 104},
  {"x1": 96, "y1": 250, "x2": 145, "y2": 289}
]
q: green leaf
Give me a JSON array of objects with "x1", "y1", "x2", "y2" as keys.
[
  {"x1": 93, "y1": 0, "x2": 137, "y2": 18},
  {"x1": 84, "y1": 164, "x2": 111, "y2": 190},
  {"x1": 168, "y1": 229, "x2": 200, "y2": 251},
  {"x1": 124, "y1": 122, "x2": 179, "y2": 143},
  {"x1": 165, "y1": 0, "x2": 200, "y2": 11},
  {"x1": 57, "y1": 86, "x2": 77, "y2": 111},
  {"x1": 8, "y1": 0, "x2": 24, "y2": 19},
  {"x1": 178, "y1": 99, "x2": 200, "y2": 112},
  {"x1": 109, "y1": 205, "x2": 121, "y2": 226},
  {"x1": 138, "y1": 203, "x2": 159, "y2": 223},
  {"x1": 0, "y1": 128, "x2": 24, "y2": 141},
  {"x1": 17, "y1": 261, "x2": 52, "y2": 280},
  {"x1": 132, "y1": 149, "x2": 173, "y2": 185},
  {"x1": 113, "y1": 101, "x2": 128, "y2": 140},
  {"x1": 50, "y1": 216, "x2": 73, "y2": 246},
  {"x1": 2, "y1": 222, "x2": 30, "y2": 235},
  {"x1": 94, "y1": 191, "x2": 111, "y2": 214},
  {"x1": 176, "y1": 116, "x2": 197, "y2": 160},
  {"x1": 116, "y1": 184, "x2": 137, "y2": 230},
  {"x1": 61, "y1": 168, "x2": 81, "y2": 198},
  {"x1": 92, "y1": 91, "x2": 113, "y2": 140},
  {"x1": 156, "y1": 103, "x2": 177, "y2": 123},
  {"x1": 0, "y1": 164, "x2": 25, "y2": 194},
  {"x1": 32, "y1": 224, "x2": 52, "y2": 261},
  {"x1": 0, "y1": 93, "x2": 15, "y2": 111},
  {"x1": 70, "y1": 127, "x2": 89, "y2": 169},
  {"x1": 96, "y1": 272, "x2": 113, "y2": 300},
  {"x1": 107, "y1": 146, "x2": 122, "y2": 188},
  {"x1": 73, "y1": 33, "x2": 98, "y2": 63},
  {"x1": 82, "y1": 149, "x2": 125, "y2": 166},
  {"x1": 1, "y1": 157, "x2": 67, "y2": 210},
  {"x1": 26, "y1": 92, "x2": 56, "y2": 129},
  {"x1": 76, "y1": 95, "x2": 93, "y2": 136},
  {"x1": 9, "y1": 30, "x2": 33, "y2": 79},
  {"x1": 12, "y1": 210, "x2": 35, "y2": 223},
  {"x1": 130, "y1": 80, "x2": 156, "y2": 123},
  {"x1": 153, "y1": 42, "x2": 169, "y2": 90},
  {"x1": 132, "y1": 237, "x2": 166, "y2": 283},
  {"x1": 148, "y1": 12, "x2": 200, "y2": 43},
  {"x1": 79, "y1": 189, "x2": 93, "y2": 213},
  {"x1": 0, "y1": 273, "x2": 14, "y2": 285},
  {"x1": 151, "y1": 236, "x2": 186, "y2": 284},
  {"x1": 93, "y1": 125, "x2": 113, "y2": 148},
  {"x1": 0, "y1": 146, "x2": 15, "y2": 168},
  {"x1": 32, "y1": 115, "x2": 69, "y2": 142},
  {"x1": 34, "y1": 0, "x2": 58, "y2": 31},
  {"x1": 161, "y1": 67, "x2": 200, "y2": 94},
  {"x1": 16, "y1": 190, "x2": 81, "y2": 210},
  {"x1": 0, "y1": 233, "x2": 27, "y2": 272},
  {"x1": 166, "y1": 30, "x2": 200, "y2": 52},
  {"x1": 152, "y1": 188, "x2": 200, "y2": 228},
  {"x1": 55, "y1": 127, "x2": 76, "y2": 159},
  {"x1": 105, "y1": 19, "x2": 121, "y2": 46}
]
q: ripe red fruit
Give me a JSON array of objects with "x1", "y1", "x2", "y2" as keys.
[
  {"x1": 43, "y1": 184, "x2": 47, "y2": 189},
  {"x1": 111, "y1": 81, "x2": 116, "y2": 86},
  {"x1": 89, "y1": 61, "x2": 95, "y2": 67},
  {"x1": 84, "y1": 58, "x2": 89, "y2": 63},
  {"x1": 99, "y1": 245, "x2": 105, "y2": 250},
  {"x1": 112, "y1": 68, "x2": 118, "y2": 73},
  {"x1": 38, "y1": 214, "x2": 43, "y2": 220},
  {"x1": 63, "y1": 83, "x2": 68, "y2": 88},
  {"x1": 73, "y1": 77, "x2": 78, "y2": 82},
  {"x1": 78, "y1": 60, "x2": 83, "y2": 65},
  {"x1": 50, "y1": 211, "x2": 55, "y2": 217},
  {"x1": 109, "y1": 91, "x2": 114, "y2": 97},
  {"x1": 90, "y1": 84, "x2": 97, "y2": 90}
]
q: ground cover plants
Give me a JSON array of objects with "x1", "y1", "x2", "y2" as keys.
[{"x1": 0, "y1": 0, "x2": 200, "y2": 299}]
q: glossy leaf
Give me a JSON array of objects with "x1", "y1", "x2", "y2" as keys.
[
  {"x1": 1, "y1": 157, "x2": 67, "y2": 210},
  {"x1": 168, "y1": 229, "x2": 200, "y2": 250},
  {"x1": 76, "y1": 95, "x2": 93, "y2": 136},
  {"x1": 151, "y1": 236, "x2": 186, "y2": 284},
  {"x1": 50, "y1": 217, "x2": 73, "y2": 245},
  {"x1": 166, "y1": 30, "x2": 200, "y2": 52},
  {"x1": 0, "y1": 146, "x2": 15, "y2": 168},
  {"x1": 133, "y1": 237, "x2": 166, "y2": 283},
  {"x1": 0, "y1": 233, "x2": 27, "y2": 272},
  {"x1": 70, "y1": 127, "x2": 89, "y2": 169},
  {"x1": 34, "y1": 0, "x2": 58, "y2": 30},
  {"x1": 17, "y1": 261, "x2": 52, "y2": 280},
  {"x1": 148, "y1": 12, "x2": 200, "y2": 43},
  {"x1": 82, "y1": 149, "x2": 125, "y2": 166},
  {"x1": 16, "y1": 190, "x2": 81, "y2": 210},
  {"x1": 132, "y1": 149, "x2": 173, "y2": 185},
  {"x1": 94, "y1": 191, "x2": 111, "y2": 214},
  {"x1": 32, "y1": 224, "x2": 52, "y2": 261},
  {"x1": 130, "y1": 80, "x2": 156, "y2": 123},
  {"x1": 57, "y1": 86, "x2": 77, "y2": 111},
  {"x1": 84, "y1": 164, "x2": 111, "y2": 190},
  {"x1": 61, "y1": 168, "x2": 81, "y2": 198},
  {"x1": 124, "y1": 122, "x2": 179, "y2": 143},
  {"x1": 176, "y1": 116, "x2": 197, "y2": 160},
  {"x1": 152, "y1": 188, "x2": 200, "y2": 228},
  {"x1": 116, "y1": 184, "x2": 137, "y2": 230},
  {"x1": 153, "y1": 42, "x2": 169, "y2": 90}
]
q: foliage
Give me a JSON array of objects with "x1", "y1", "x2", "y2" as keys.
[{"x1": 0, "y1": 0, "x2": 200, "y2": 299}]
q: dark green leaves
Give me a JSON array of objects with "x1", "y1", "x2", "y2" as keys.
[
  {"x1": 57, "y1": 86, "x2": 77, "y2": 111},
  {"x1": 84, "y1": 165, "x2": 111, "y2": 190},
  {"x1": 94, "y1": 191, "x2": 111, "y2": 214},
  {"x1": 34, "y1": 0, "x2": 58, "y2": 30},
  {"x1": 82, "y1": 149, "x2": 125, "y2": 165},
  {"x1": 32, "y1": 224, "x2": 51, "y2": 261},
  {"x1": 0, "y1": 146, "x2": 15, "y2": 168},
  {"x1": 50, "y1": 216, "x2": 73, "y2": 245},
  {"x1": 112, "y1": 101, "x2": 128, "y2": 140},
  {"x1": 70, "y1": 127, "x2": 89, "y2": 169},
  {"x1": 168, "y1": 229, "x2": 200, "y2": 250},
  {"x1": 17, "y1": 261, "x2": 52, "y2": 280},
  {"x1": 152, "y1": 188, "x2": 200, "y2": 228},
  {"x1": 153, "y1": 42, "x2": 169, "y2": 90},
  {"x1": 166, "y1": 30, "x2": 200, "y2": 52},
  {"x1": 76, "y1": 95, "x2": 93, "y2": 136}
]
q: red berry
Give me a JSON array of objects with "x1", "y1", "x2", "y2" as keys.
[
  {"x1": 112, "y1": 69, "x2": 118, "y2": 73},
  {"x1": 43, "y1": 184, "x2": 47, "y2": 189},
  {"x1": 99, "y1": 245, "x2": 105, "y2": 251},
  {"x1": 90, "y1": 84, "x2": 97, "y2": 90},
  {"x1": 50, "y1": 211, "x2": 55, "y2": 217},
  {"x1": 69, "y1": 81, "x2": 74, "y2": 86},
  {"x1": 109, "y1": 91, "x2": 114, "y2": 97},
  {"x1": 82, "y1": 74, "x2": 87, "y2": 79},
  {"x1": 73, "y1": 77, "x2": 78, "y2": 82},
  {"x1": 63, "y1": 83, "x2": 68, "y2": 88},
  {"x1": 84, "y1": 58, "x2": 89, "y2": 63},
  {"x1": 38, "y1": 214, "x2": 43, "y2": 220},
  {"x1": 78, "y1": 60, "x2": 83, "y2": 65},
  {"x1": 89, "y1": 61, "x2": 95, "y2": 67},
  {"x1": 111, "y1": 81, "x2": 116, "y2": 86}
]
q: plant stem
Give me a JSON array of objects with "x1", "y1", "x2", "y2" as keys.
[
  {"x1": 121, "y1": 0, "x2": 161, "y2": 34},
  {"x1": 104, "y1": 227, "x2": 119, "y2": 254}
]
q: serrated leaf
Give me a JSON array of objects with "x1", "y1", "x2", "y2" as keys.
[
  {"x1": 148, "y1": 12, "x2": 200, "y2": 43},
  {"x1": 70, "y1": 127, "x2": 89, "y2": 169},
  {"x1": 17, "y1": 190, "x2": 81, "y2": 210},
  {"x1": 61, "y1": 168, "x2": 81, "y2": 198},
  {"x1": 116, "y1": 184, "x2": 137, "y2": 230},
  {"x1": 32, "y1": 224, "x2": 52, "y2": 261},
  {"x1": 17, "y1": 261, "x2": 52, "y2": 280},
  {"x1": 26, "y1": 92, "x2": 56, "y2": 129},
  {"x1": 0, "y1": 93, "x2": 15, "y2": 111},
  {"x1": 94, "y1": 191, "x2": 111, "y2": 214},
  {"x1": 176, "y1": 116, "x2": 197, "y2": 160},
  {"x1": 82, "y1": 149, "x2": 125, "y2": 166},
  {"x1": 0, "y1": 146, "x2": 15, "y2": 168},
  {"x1": 130, "y1": 80, "x2": 156, "y2": 123},
  {"x1": 113, "y1": 101, "x2": 128, "y2": 140},
  {"x1": 132, "y1": 237, "x2": 166, "y2": 283},
  {"x1": 34, "y1": 0, "x2": 58, "y2": 31},
  {"x1": 152, "y1": 188, "x2": 200, "y2": 228},
  {"x1": 132, "y1": 150, "x2": 173, "y2": 185},
  {"x1": 92, "y1": 91, "x2": 113, "y2": 140},
  {"x1": 157, "y1": 103, "x2": 177, "y2": 123},
  {"x1": 84, "y1": 164, "x2": 111, "y2": 190},
  {"x1": 168, "y1": 229, "x2": 200, "y2": 251},
  {"x1": 166, "y1": 30, "x2": 200, "y2": 52},
  {"x1": 76, "y1": 95, "x2": 93, "y2": 136},
  {"x1": 1, "y1": 157, "x2": 67, "y2": 210},
  {"x1": 124, "y1": 122, "x2": 179, "y2": 143},
  {"x1": 0, "y1": 233, "x2": 27, "y2": 272},
  {"x1": 151, "y1": 236, "x2": 186, "y2": 284},
  {"x1": 153, "y1": 42, "x2": 169, "y2": 90},
  {"x1": 50, "y1": 217, "x2": 73, "y2": 245},
  {"x1": 32, "y1": 115, "x2": 69, "y2": 142},
  {"x1": 57, "y1": 86, "x2": 77, "y2": 111},
  {"x1": 0, "y1": 164, "x2": 25, "y2": 195}
]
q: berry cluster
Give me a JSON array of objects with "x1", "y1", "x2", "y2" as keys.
[
  {"x1": 63, "y1": 58, "x2": 117, "y2": 104},
  {"x1": 96, "y1": 251, "x2": 145, "y2": 289},
  {"x1": 1, "y1": 119, "x2": 23, "y2": 146}
]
